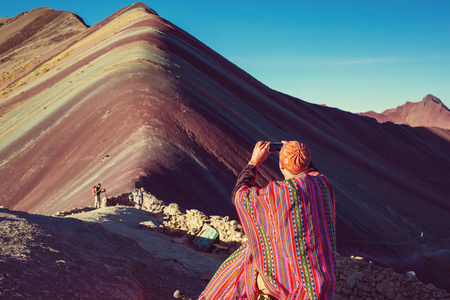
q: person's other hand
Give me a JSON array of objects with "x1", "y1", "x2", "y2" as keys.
[{"x1": 248, "y1": 141, "x2": 271, "y2": 166}]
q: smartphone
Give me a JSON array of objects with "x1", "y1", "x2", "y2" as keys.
[{"x1": 269, "y1": 142, "x2": 283, "y2": 152}]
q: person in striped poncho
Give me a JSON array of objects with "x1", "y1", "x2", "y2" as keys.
[{"x1": 194, "y1": 141, "x2": 336, "y2": 300}]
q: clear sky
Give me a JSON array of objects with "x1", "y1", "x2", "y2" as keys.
[{"x1": 2, "y1": 1, "x2": 449, "y2": 113}]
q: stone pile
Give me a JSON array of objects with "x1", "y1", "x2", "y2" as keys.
[
  {"x1": 334, "y1": 255, "x2": 449, "y2": 300},
  {"x1": 209, "y1": 215, "x2": 246, "y2": 252},
  {"x1": 142, "y1": 198, "x2": 246, "y2": 254}
]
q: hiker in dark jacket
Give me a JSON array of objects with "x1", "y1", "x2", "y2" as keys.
[{"x1": 93, "y1": 183, "x2": 106, "y2": 208}]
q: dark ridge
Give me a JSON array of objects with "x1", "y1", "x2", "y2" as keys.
[{"x1": 71, "y1": 12, "x2": 89, "y2": 28}]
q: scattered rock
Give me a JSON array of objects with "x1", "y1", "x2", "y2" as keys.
[
  {"x1": 138, "y1": 220, "x2": 161, "y2": 230},
  {"x1": 164, "y1": 203, "x2": 184, "y2": 216},
  {"x1": 50, "y1": 193, "x2": 450, "y2": 299},
  {"x1": 336, "y1": 255, "x2": 450, "y2": 299}
]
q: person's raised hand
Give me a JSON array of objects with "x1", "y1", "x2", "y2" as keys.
[{"x1": 248, "y1": 141, "x2": 271, "y2": 167}]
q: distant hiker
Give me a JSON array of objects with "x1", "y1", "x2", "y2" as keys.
[
  {"x1": 137, "y1": 187, "x2": 144, "y2": 208},
  {"x1": 195, "y1": 141, "x2": 336, "y2": 299},
  {"x1": 128, "y1": 193, "x2": 134, "y2": 203},
  {"x1": 93, "y1": 183, "x2": 106, "y2": 208}
]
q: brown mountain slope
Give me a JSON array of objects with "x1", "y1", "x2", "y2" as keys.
[
  {"x1": 0, "y1": 3, "x2": 449, "y2": 290},
  {"x1": 0, "y1": 8, "x2": 85, "y2": 56},
  {"x1": 0, "y1": 7, "x2": 88, "y2": 94},
  {"x1": 359, "y1": 94, "x2": 450, "y2": 129}
]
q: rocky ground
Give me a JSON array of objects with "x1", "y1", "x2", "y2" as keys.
[
  {"x1": 0, "y1": 207, "x2": 208, "y2": 299},
  {"x1": 1, "y1": 191, "x2": 449, "y2": 299}
]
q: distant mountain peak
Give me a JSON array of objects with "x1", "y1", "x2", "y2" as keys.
[
  {"x1": 358, "y1": 94, "x2": 450, "y2": 129},
  {"x1": 422, "y1": 94, "x2": 448, "y2": 110},
  {"x1": 128, "y1": 2, "x2": 158, "y2": 15}
]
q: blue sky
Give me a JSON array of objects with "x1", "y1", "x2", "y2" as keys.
[{"x1": 2, "y1": 1, "x2": 449, "y2": 112}]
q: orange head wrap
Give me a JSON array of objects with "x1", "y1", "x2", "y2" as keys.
[{"x1": 280, "y1": 141, "x2": 311, "y2": 175}]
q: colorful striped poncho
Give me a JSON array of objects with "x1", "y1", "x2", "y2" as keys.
[{"x1": 199, "y1": 164, "x2": 336, "y2": 300}]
